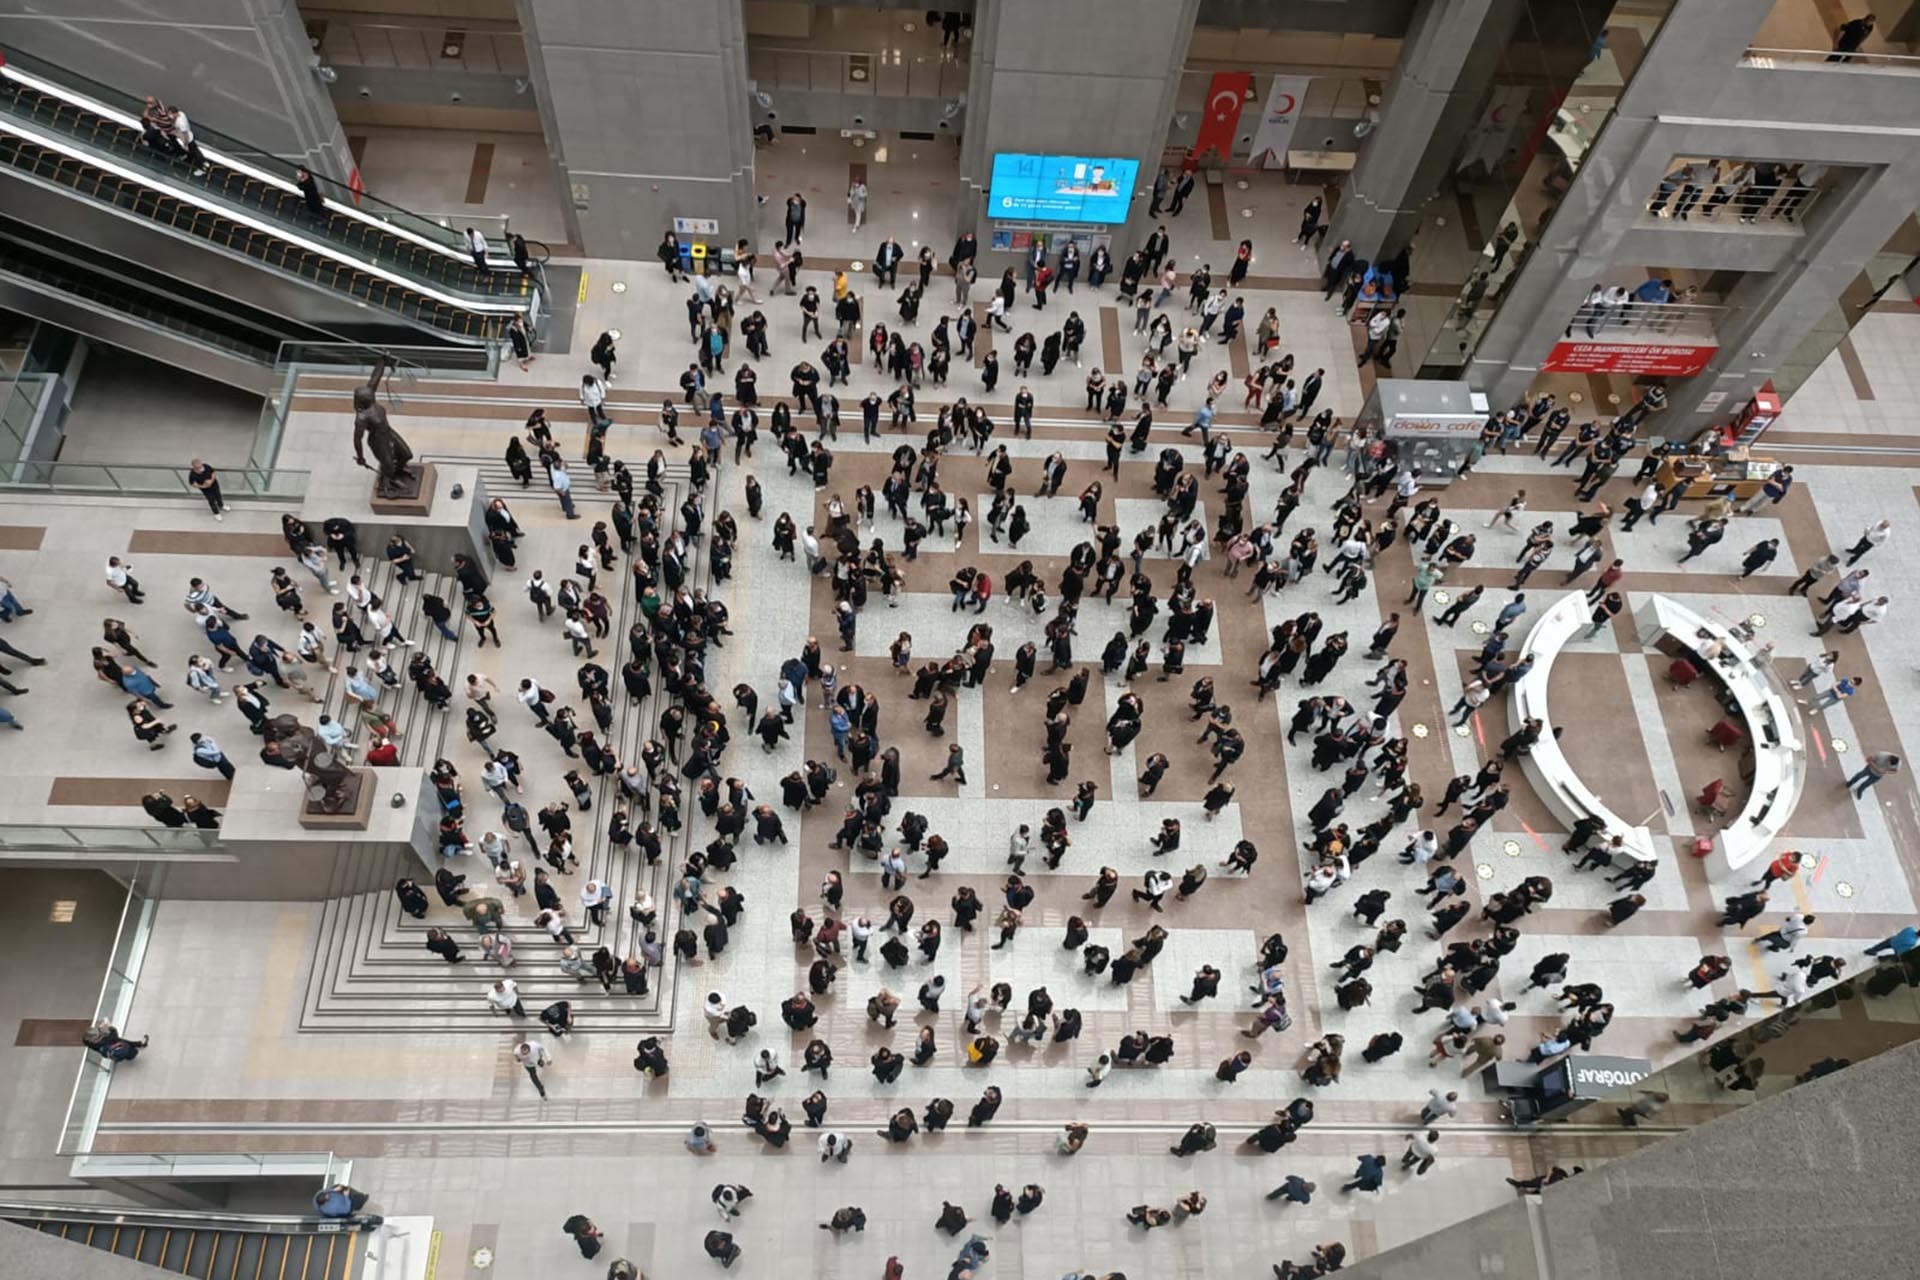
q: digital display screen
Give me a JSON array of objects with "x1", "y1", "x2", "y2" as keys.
[{"x1": 988, "y1": 153, "x2": 1139, "y2": 225}]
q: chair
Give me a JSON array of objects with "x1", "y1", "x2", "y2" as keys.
[{"x1": 1667, "y1": 658, "x2": 1700, "y2": 688}]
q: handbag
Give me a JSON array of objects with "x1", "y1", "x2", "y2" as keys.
[{"x1": 539, "y1": 688, "x2": 556, "y2": 703}]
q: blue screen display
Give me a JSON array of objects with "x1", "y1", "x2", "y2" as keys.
[{"x1": 988, "y1": 153, "x2": 1139, "y2": 225}]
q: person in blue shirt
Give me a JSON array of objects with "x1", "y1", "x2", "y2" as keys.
[
  {"x1": 312, "y1": 1184, "x2": 368, "y2": 1219},
  {"x1": 1866, "y1": 925, "x2": 1919, "y2": 958},
  {"x1": 1266, "y1": 1174, "x2": 1315, "y2": 1205},
  {"x1": 1494, "y1": 594, "x2": 1528, "y2": 632},
  {"x1": 119, "y1": 664, "x2": 173, "y2": 708},
  {"x1": 1340, "y1": 1153, "x2": 1385, "y2": 1193}
]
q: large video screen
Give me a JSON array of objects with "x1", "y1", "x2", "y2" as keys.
[{"x1": 988, "y1": 153, "x2": 1139, "y2": 225}]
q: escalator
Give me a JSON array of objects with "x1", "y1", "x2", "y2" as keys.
[
  {"x1": 0, "y1": 45, "x2": 532, "y2": 346},
  {"x1": 0, "y1": 216, "x2": 325, "y2": 363},
  {"x1": 2, "y1": 1202, "x2": 373, "y2": 1279}
]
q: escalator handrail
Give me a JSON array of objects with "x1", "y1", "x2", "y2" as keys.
[
  {"x1": 0, "y1": 113, "x2": 529, "y2": 321},
  {"x1": 0, "y1": 1200, "x2": 377, "y2": 1235},
  {"x1": 0, "y1": 46, "x2": 493, "y2": 271}
]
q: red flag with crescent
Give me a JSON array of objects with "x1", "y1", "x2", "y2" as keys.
[{"x1": 1191, "y1": 71, "x2": 1251, "y2": 169}]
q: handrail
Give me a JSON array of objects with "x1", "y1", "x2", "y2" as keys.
[
  {"x1": 1742, "y1": 45, "x2": 1920, "y2": 71},
  {"x1": 0, "y1": 108, "x2": 530, "y2": 318},
  {"x1": 0, "y1": 44, "x2": 482, "y2": 260},
  {"x1": 0, "y1": 251, "x2": 275, "y2": 361},
  {"x1": 0, "y1": 825, "x2": 227, "y2": 853},
  {"x1": 0, "y1": 1200, "x2": 374, "y2": 1232},
  {"x1": 0, "y1": 458, "x2": 310, "y2": 500},
  {"x1": 59, "y1": 874, "x2": 156, "y2": 1158}
]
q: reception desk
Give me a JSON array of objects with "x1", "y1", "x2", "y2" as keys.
[
  {"x1": 1633, "y1": 595, "x2": 1806, "y2": 875},
  {"x1": 1509, "y1": 593, "x2": 1659, "y2": 867}
]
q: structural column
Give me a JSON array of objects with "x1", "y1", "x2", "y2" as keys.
[
  {"x1": 1323, "y1": 0, "x2": 1523, "y2": 263},
  {"x1": 957, "y1": 0, "x2": 1201, "y2": 253},
  {"x1": 1, "y1": 0, "x2": 351, "y2": 179},
  {"x1": 516, "y1": 0, "x2": 756, "y2": 256}
]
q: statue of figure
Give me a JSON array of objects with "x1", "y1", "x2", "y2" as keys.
[
  {"x1": 351, "y1": 357, "x2": 418, "y2": 498},
  {"x1": 302, "y1": 744, "x2": 358, "y2": 815}
]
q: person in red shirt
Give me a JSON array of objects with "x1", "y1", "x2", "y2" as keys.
[{"x1": 1756, "y1": 850, "x2": 1804, "y2": 890}]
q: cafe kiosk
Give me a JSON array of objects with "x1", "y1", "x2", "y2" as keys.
[{"x1": 1357, "y1": 379, "x2": 1488, "y2": 486}]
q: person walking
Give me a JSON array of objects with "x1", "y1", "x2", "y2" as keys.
[{"x1": 514, "y1": 1038, "x2": 551, "y2": 1099}]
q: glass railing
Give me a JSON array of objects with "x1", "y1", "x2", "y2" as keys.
[
  {"x1": 312, "y1": 16, "x2": 528, "y2": 78},
  {"x1": 0, "y1": 45, "x2": 531, "y2": 302},
  {"x1": 1559, "y1": 299, "x2": 1727, "y2": 345},
  {"x1": 1743, "y1": 46, "x2": 1920, "y2": 73},
  {"x1": 0, "y1": 825, "x2": 226, "y2": 853},
  {"x1": 249, "y1": 340, "x2": 498, "y2": 473},
  {"x1": 747, "y1": 44, "x2": 970, "y2": 99},
  {"x1": 59, "y1": 872, "x2": 158, "y2": 1157},
  {"x1": 0, "y1": 458, "x2": 310, "y2": 500}
]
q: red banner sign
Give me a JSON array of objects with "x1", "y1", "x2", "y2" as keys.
[
  {"x1": 1541, "y1": 341, "x2": 1716, "y2": 377},
  {"x1": 1191, "y1": 71, "x2": 1252, "y2": 168}
]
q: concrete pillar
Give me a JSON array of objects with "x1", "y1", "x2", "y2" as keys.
[
  {"x1": 956, "y1": 0, "x2": 1201, "y2": 253},
  {"x1": 1323, "y1": 0, "x2": 1525, "y2": 262},
  {"x1": 1, "y1": 0, "x2": 351, "y2": 179},
  {"x1": 516, "y1": 0, "x2": 756, "y2": 257}
]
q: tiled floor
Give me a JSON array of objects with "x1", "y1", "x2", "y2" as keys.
[{"x1": 7, "y1": 134, "x2": 1920, "y2": 1279}]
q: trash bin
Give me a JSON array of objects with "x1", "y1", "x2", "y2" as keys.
[
  {"x1": 678, "y1": 243, "x2": 694, "y2": 273},
  {"x1": 690, "y1": 242, "x2": 708, "y2": 275}
]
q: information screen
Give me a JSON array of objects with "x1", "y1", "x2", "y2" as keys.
[{"x1": 988, "y1": 153, "x2": 1138, "y2": 225}]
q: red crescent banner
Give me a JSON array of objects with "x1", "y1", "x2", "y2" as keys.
[
  {"x1": 1191, "y1": 71, "x2": 1252, "y2": 168},
  {"x1": 1541, "y1": 341, "x2": 1716, "y2": 377}
]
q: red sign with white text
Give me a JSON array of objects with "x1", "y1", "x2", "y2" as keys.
[{"x1": 1541, "y1": 341, "x2": 1716, "y2": 377}]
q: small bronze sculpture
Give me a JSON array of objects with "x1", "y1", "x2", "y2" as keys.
[{"x1": 351, "y1": 357, "x2": 418, "y2": 498}]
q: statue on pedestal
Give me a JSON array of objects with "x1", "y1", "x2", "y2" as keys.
[{"x1": 351, "y1": 357, "x2": 418, "y2": 499}]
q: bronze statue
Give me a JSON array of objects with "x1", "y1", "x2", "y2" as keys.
[
  {"x1": 263, "y1": 715, "x2": 359, "y2": 814},
  {"x1": 351, "y1": 357, "x2": 418, "y2": 498}
]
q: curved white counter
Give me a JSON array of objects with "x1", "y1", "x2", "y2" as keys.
[
  {"x1": 1508, "y1": 592, "x2": 1658, "y2": 866},
  {"x1": 1632, "y1": 594, "x2": 1806, "y2": 875}
]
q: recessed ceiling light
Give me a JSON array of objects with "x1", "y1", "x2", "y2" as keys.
[{"x1": 49, "y1": 900, "x2": 76, "y2": 923}]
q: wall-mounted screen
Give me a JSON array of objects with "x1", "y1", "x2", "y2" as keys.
[{"x1": 988, "y1": 153, "x2": 1139, "y2": 225}]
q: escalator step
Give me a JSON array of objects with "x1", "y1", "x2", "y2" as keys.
[
  {"x1": 160, "y1": 1228, "x2": 191, "y2": 1270},
  {"x1": 183, "y1": 1229, "x2": 217, "y2": 1276},
  {"x1": 210, "y1": 1232, "x2": 240, "y2": 1280},
  {"x1": 136, "y1": 1227, "x2": 164, "y2": 1263}
]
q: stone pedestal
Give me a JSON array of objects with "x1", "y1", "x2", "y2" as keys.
[
  {"x1": 299, "y1": 462, "x2": 487, "y2": 572},
  {"x1": 367, "y1": 462, "x2": 437, "y2": 518},
  {"x1": 298, "y1": 767, "x2": 377, "y2": 830}
]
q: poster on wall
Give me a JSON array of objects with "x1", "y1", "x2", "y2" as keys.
[
  {"x1": 987, "y1": 153, "x2": 1139, "y2": 224},
  {"x1": 1190, "y1": 70, "x2": 1252, "y2": 168},
  {"x1": 1541, "y1": 341, "x2": 1717, "y2": 377},
  {"x1": 1250, "y1": 75, "x2": 1313, "y2": 165}
]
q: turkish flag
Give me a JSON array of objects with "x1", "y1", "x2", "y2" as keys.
[
  {"x1": 1191, "y1": 71, "x2": 1251, "y2": 169},
  {"x1": 347, "y1": 166, "x2": 365, "y2": 206}
]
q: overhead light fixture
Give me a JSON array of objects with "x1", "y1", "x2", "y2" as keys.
[{"x1": 50, "y1": 900, "x2": 76, "y2": 923}]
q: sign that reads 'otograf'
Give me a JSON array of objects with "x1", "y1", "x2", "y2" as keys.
[{"x1": 988, "y1": 153, "x2": 1139, "y2": 226}]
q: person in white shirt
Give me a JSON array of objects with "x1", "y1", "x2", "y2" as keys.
[
  {"x1": 1420, "y1": 1089, "x2": 1459, "y2": 1124},
  {"x1": 487, "y1": 979, "x2": 525, "y2": 1017},
  {"x1": 847, "y1": 178, "x2": 867, "y2": 230},
  {"x1": 512, "y1": 1039, "x2": 550, "y2": 1096},
  {"x1": 518, "y1": 677, "x2": 549, "y2": 722},
  {"x1": 366, "y1": 601, "x2": 408, "y2": 647},
  {"x1": 819, "y1": 1132, "x2": 852, "y2": 1163},
  {"x1": 563, "y1": 612, "x2": 595, "y2": 658},
  {"x1": 704, "y1": 991, "x2": 730, "y2": 1038},
  {"x1": 185, "y1": 654, "x2": 224, "y2": 702},
  {"x1": 170, "y1": 108, "x2": 208, "y2": 175},
  {"x1": 1402, "y1": 1129, "x2": 1440, "y2": 1175},
  {"x1": 105, "y1": 556, "x2": 144, "y2": 604},
  {"x1": 579, "y1": 376, "x2": 608, "y2": 426},
  {"x1": 579, "y1": 879, "x2": 611, "y2": 926},
  {"x1": 465, "y1": 227, "x2": 490, "y2": 271}
]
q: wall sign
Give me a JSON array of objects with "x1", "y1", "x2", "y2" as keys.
[
  {"x1": 1384, "y1": 413, "x2": 1483, "y2": 439},
  {"x1": 1542, "y1": 341, "x2": 1717, "y2": 377},
  {"x1": 672, "y1": 216, "x2": 720, "y2": 236}
]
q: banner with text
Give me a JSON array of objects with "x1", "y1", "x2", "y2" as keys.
[
  {"x1": 1541, "y1": 341, "x2": 1717, "y2": 377},
  {"x1": 1251, "y1": 75, "x2": 1313, "y2": 164},
  {"x1": 1191, "y1": 71, "x2": 1252, "y2": 168}
]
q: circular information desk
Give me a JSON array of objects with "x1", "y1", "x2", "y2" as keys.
[{"x1": 1508, "y1": 592, "x2": 1807, "y2": 876}]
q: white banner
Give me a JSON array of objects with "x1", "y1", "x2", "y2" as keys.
[{"x1": 1250, "y1": 75, "x2": 1312, "y2": 163}]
